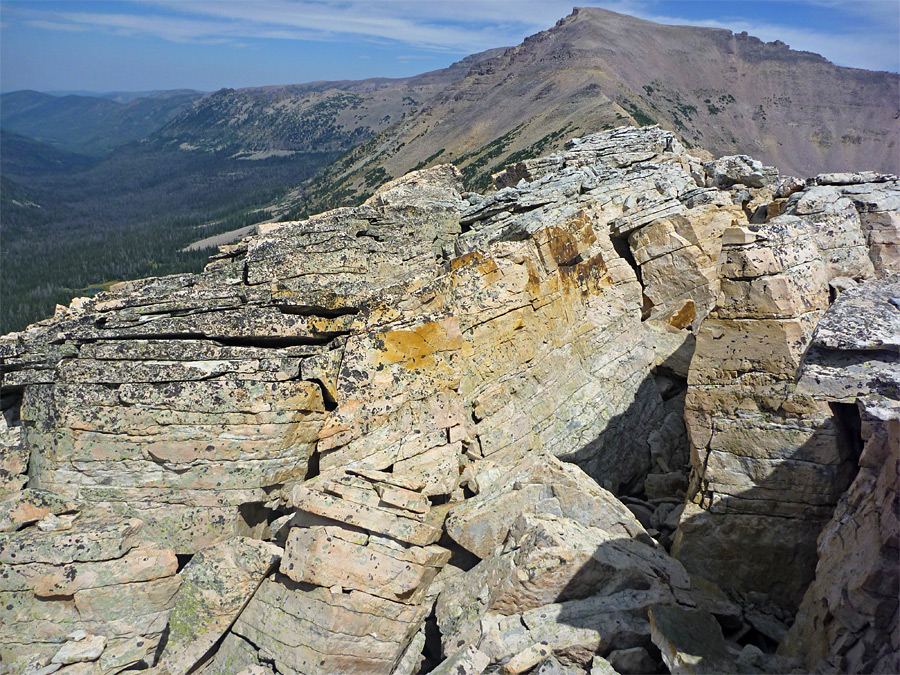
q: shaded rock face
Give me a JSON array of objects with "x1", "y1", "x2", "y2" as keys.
[
  {"x1": 777, "y1": 281, "x2": 900, "y2": 674},
  {"x1": 0, "y1": 126, "x2": 898, "y2": 674}
]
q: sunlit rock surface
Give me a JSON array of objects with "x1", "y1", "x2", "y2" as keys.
[{"x1": 1, "y1": 126, "x2": 897, "y2": 674}]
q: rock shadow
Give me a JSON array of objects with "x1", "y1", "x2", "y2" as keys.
[{"x1": 545, "y1": 396, "x2": 865, "y2": 673}]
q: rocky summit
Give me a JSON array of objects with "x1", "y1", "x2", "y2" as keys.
[{"x1": 1, "y1": 126, "x2": 898, "y2": 675}]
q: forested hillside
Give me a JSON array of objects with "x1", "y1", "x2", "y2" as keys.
[
  {"x1": 1, "y1": 142, "x2": 338, "y2": 333},
  {"x1": 2, "y1": 9, "x2": 897, "y2": 334},
  {"x1": 0, "y1": 89, "x2": 203, "y2": 156},
  {"x1": 0, "y1": 52, "x2": 502, "y2": 333}
]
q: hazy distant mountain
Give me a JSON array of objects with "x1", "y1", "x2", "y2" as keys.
[
  {"x1": 151, "y1": 49, "x2": 507, "y2": 157},
  {"x1": 43, "y1": 89, "x2": 204, "y2": 104},
  {"x1": 0, "y1": 129, "x2": 97, "y2": 181},
  {"x1": 296, "y1": 7, "x2": 898, "y2": 211},
  {"x1": 0, "y1": 89, "x2": 203, "y2": 155}
]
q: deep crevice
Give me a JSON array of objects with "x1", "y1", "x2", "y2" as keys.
[
  {"x1": 611, "y1": 232, "x2": 643, "y2": 286},
  {"x1": 1, "y1": 389, "x2": 23, "y2": 427},
  {"x1": 305, "y1": 447, "x2": 321, "y2": 481},
  {"x1": 829, "y1": 401, "x2": 864, "y2": 465},
  {"x1": 420, "y1": 606, "x2": 443, "y2": 673},
  {"x1": 276, "y1": 305, "x2": 360, "y2": 318},
  {"x1": 653, "y1": 366, "x2": 688, "y2": 402},
  {"x1": 306, "y1": 378, "x2": 338, "y2": 411},
  {"x1": 217, "y1": 332, "x2": 349, "y2": 348},
  {"x1": 175, "y1": 554, "x2": 194, "y2": 573}
]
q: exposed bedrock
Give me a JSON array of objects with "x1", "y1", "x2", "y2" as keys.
[{"x1": 1, "y1": 126, "x2": 898, "y2": 673}]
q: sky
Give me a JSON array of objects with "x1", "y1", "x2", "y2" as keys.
[{"x1": 1, "y1": 0, "x2": 898, "y2": 94}]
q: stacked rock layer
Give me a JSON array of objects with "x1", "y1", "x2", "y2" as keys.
[{"x1": 1, "y1": 126, "x2": 897, "y2": 674}]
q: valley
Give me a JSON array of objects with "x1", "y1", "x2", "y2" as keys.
[{"x1": 2, "y1": 8, "x2": 897, "y2": 337}]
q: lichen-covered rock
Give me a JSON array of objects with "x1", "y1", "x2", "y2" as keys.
[
  {"x1": 672, "y1": 215, "x2": 858, "y2": 611},
  {"x1": 3, "y1": 125, "x2": 899, "y2": 673},
  {"x1": 444, "y1": 454, "x2": 646, "y2": 559},
  {"x1": 0, "y1": 488, "x2": 77, "y2": 533},
  {"x1": 0, "y1": 508, "x2": 179, "y2": 674},
  {"x1": 157, "y1": 537, "x2": 281, "y2": 675},
  {"x1": 783, "y1": 184, "x2": 875, "y2": 279},
  {"x1": 778, "y1": 279, "x2": 900, "y2": 674},
  {"x1": 796, "y1": 278, "x2": 900, "y2": 402},
  {"x1": 702, "y1": 155, "x2": 779, "y2": 189},
  {"x1": 435, "y1": 454, "x2": 693, "y2": 668},
  {"x1": 824, "y1": 176, "x2": 900, "y2": 273},
  {"x1": 228, "y1": 577, "x2": 431, "y2": 675}
]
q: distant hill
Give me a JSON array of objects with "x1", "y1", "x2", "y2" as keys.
[
  {"x1": 0, "y1": 129, "x2": 97, "y2": 181},
  {"x1": 0, "y1": 89, "x2": 203, "y2": 156},
  {"x1": 0, "y1": 51, "x2": 503, "y2": 333},
  {"x1": 151, "y1": 49, "x2": 507, "y2": 157},
  {"x1": 292, "y1": 7, "x2": 899, "y2": 212},
  {"x1": 43, "y1": 89, "x2": 204, "y2": 104}
]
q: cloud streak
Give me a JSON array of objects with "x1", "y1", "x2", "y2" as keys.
[{"x1": 5, "y1": 0, "x2": 899, "y2": 71}]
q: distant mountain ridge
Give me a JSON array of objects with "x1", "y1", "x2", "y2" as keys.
[
  {"x1": 2, "y1": 8, "x2": 898, "y2": 333},
  {"x1": 0, "y1": 89, "x2": 203, "y2": 156},
  {"x1": 290, "y1": 7, "x2": 898, "y2": 215},
  {"x1": 41, "y1": 89, "x2": 205, "y2": 103},
  {"x1": 150, "y1": 48, "x2": 508, "y2": 158}
]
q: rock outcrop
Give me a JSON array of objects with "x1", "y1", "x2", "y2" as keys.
[
  {"x1": 777, "y1": 280, "x2": 900, "y2": 674},
  {"x1": 1, "y1": 125, "x2": 898, "y2": 674}
]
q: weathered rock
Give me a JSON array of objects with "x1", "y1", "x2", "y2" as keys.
[
  {"x1": 703, "y1": 155, "x2": 778, "y2": 189},
  {"x1": 51, "y1": 634, "x2": 106, "y2": 665},
  {"x1": 503, "y1": 642, "x2": 554, "y2": 674},
  {"x1": 796, "y1": 278, "x2": 900, "y2": 401},
  {"x1": 589, "y1": 655, "x2": 618, "y2": 675},
  {"x1": 783, "y1": 185, "x2": 875, "y2": 279},
  {"x1": 828, "y1": 178, "x2": 900, "y2": 273},
  {"x1": 673, "y1": 215, "x2": 858, "y2": 610},
  {"x1": 427, "y1": 644, "x2": 489, "y2": 675},
  {"x1": 0, "y1": 412, "x2": 28, "y2": 498},
  {"x1": 533, "y1": 655, "x2": 587, "y2": 675},
  {"x1": 280, "y1": 525, "x2": 449, "y2": 604},
  {"x1": 3, "y1": 124, "x2": 898, "y2": 673},
  {"x1": 437, "y1": 453, "x2": 692, "y2": 665},
  {"x1": 0, "y1": 508, "x2": 179, "y2": 674},
  {"x1": 229, "y1": 576, "x2": 431, "y2": 674},
  {"x1": 777, "y1": 280, "x2": 900, "y2": 674},
  {"x1": 444, "y1": 454, "x2": 645, "y2": 558},
  {"x1": 649, "y1": 605, "x2": 734, "y2": 674},
  {"x1": 0, "y1": 489, "x2": 77, "y2": 533},
  {"x1": 605, "y1": 647, "x2": 657, "y2": 674},
  {"x1": 157, "y1": 537, "x2": 281, "y2": 675},
  {"x1": 290, "y1": 481, "x2": 443, "y2": 547}
]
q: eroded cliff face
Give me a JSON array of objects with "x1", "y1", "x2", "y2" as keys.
[{"x1": 0, "y1": 126, "x2": 897, "y2": 675}]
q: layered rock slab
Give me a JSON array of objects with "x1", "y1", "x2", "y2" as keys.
[
  {"x1": 779, "y1": 279, "x2": 900, "y2": 674},
  {"x1": 4, "y1": 125, "x2": 898, "y2": 672},
  {"x1": 672, "y1": 215, "x2": 858, "y2": 610},
  {"x1": 0, "y1": 507, "x2": 180, "y2": 674}
]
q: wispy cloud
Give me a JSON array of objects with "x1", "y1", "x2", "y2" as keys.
[
  {"x1": 625, "y1": 8, "x2": 899, "y2": 72},
  {"x1": 5, "y1": 0, "x2": 898, "y2": 71}
]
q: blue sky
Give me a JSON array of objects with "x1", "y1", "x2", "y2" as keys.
[{"x1": 2, "y1": 1, "x2": 898, "y2": 93}]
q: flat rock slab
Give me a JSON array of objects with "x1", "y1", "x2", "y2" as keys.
[
  {"x1": 445, "y1": 455, "x2": 645, "y2": 558},
  {"x1": 2, "y1": 546, "x2": 177, "y2": 596},
  {"x1": 0, "y1": 511, "x2": 142, "y2": 564},
  {"x1": 280, "y1": 526, "x2": 448, "y2": 604},
  {"x1": 0, "y1": 489, "x2": 78, "y2": 533},
  {"x1": 291, "y1": 484, "x2": 442, "y2": 546},
  {"x1": 231, "y1": 576, "x2": 430, "y2": 674},
  {"x1": 158, "y1": 537, "x2": 282, "y2": 674},
  {"x1": 649, "y1": 605, "x2": 734, "y2": 674}
]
